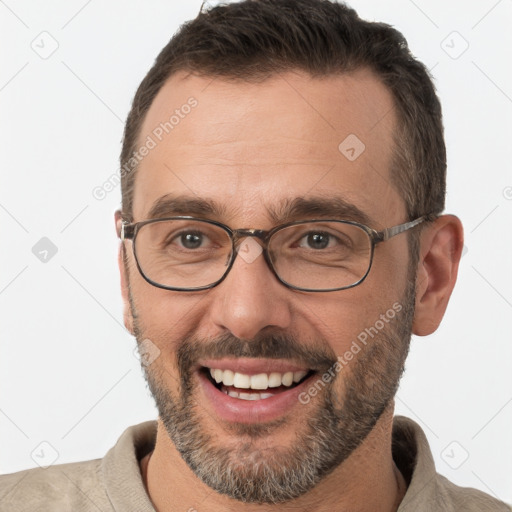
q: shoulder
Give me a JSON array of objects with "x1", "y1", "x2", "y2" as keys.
[
  {"x1": 393, "y1": 416, "x2": 511, "y2": 512},
  {"x1": 0, "y1": 421, "x2": 157, "y2": 512},
  {"x1": 435, "y1": 474, "x2": 511, "y2": 511},
  {"x1": 0, "y1": 458, "x2": 109, "y2": 511}
]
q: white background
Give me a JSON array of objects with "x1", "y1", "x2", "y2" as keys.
[{"x1": 1, "y1": 0, "x2": 511, "y2": 504}]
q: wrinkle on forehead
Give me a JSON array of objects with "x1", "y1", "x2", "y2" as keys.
[{"x1": 133, "y1": 69, "x2": 405, "y2": 227}]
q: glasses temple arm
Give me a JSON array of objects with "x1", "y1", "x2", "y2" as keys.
[
  {"x1": 120, "y1": 221, "x2": 135, "y2": 241},
  {"x1": 378, "y1": 216, "x2": 427, "y2": 241}
]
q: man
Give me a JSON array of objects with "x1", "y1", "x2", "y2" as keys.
[{"x1": 1, "y1": 0, "x2": 509, "y2": 510}]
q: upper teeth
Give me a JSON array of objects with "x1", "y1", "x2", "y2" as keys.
[{"x1": 209, "y1": 368, "x2": 308, "y2": 390}]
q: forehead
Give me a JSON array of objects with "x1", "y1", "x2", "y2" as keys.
[{"x1": 132, "y1": 69, "x2": 404, "y2": 227}]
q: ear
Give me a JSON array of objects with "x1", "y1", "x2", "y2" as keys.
[
  {"x1": 412, "y1": 214, "x2": 464, "y2": 336},
  {"x1": 115, "y1": 210, "x2": 135, "y2": 335}
]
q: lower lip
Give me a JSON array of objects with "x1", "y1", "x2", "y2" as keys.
[{"x1": 198, "y1": 370, "x2": 315, "y2": 424}]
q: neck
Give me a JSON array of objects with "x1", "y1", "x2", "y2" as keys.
[{"x1": 141, "y1": 404, "x2": 406, "y2": 512}]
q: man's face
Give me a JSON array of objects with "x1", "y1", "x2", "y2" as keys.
[{"x1": 121, "y1": 69, "x2": 416, "y2": 503}]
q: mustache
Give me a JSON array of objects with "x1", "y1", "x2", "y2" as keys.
[{"x1": 176, "y1": 331, "x2": 338, "y2": 374}]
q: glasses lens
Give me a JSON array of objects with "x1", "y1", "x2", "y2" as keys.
[
  {"x1": 134, "y1": 219, "x2": 232, "y2": 289},
  {"x1": 269, "y1": 221, "x2": 372, "y2": 290}
]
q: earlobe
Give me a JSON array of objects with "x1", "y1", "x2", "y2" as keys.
[
  {"x1": 115, "y1": 210, "x2": 135, "y2": 335},
  {"x1": 412, "y1": 215, "x2": 464, "y2": 336}
]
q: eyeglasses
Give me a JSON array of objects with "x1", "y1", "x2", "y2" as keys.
[{"x1": 120, "y1": 216, "x2": 427, "y2": 292}]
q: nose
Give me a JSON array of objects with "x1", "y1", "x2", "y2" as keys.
[{"x1": 207, "y1": 237, "x2": 292, "y2": 340}]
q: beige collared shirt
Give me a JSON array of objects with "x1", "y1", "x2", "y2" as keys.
[{"x1": 0, "y1": 416, "x2": 509, "y2": 511}]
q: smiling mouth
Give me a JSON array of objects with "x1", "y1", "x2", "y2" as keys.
[{"x1": 201, "y1": 367, "x2": 315, "y2": 400}]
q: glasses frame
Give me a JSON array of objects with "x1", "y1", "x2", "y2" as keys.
[{"x1": 120, "y1": 215, "x2": 427, "y2": 293}]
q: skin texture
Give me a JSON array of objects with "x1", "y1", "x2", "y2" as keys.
[{"x1": 115, "y1": 69, "x2": 463, "y2": 511}]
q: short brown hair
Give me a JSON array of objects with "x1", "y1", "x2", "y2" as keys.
[{"x1": 120, "y1": 0, "x2": 445, "y2": 223}]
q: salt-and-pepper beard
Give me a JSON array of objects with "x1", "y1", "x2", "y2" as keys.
[{"x1": 129, "y1": 277, "x2": 416, "y2": 504}]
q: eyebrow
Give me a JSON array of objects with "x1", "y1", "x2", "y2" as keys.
[
  {"x1": 271, "y1": 196, "x2": 373, "y2": 226},
  {"x1": 146, "y1": 194, "x2": 226, "y2": 220},
  {"x1": 144, "y1": 194, "x2": 374, "y2": 227}
]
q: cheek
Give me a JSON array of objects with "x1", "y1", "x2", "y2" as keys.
[
  {"x1": 128, "y1": 264, "x2": 210, "y2": 350},
  {"x1": 140, "y1": 293, "x2": 203, "y2": 332},
  {"x1": 294, "y1": 278, "x2": 405, "y2": 357},
  {"x1": 131, "y1": 289, "x2": 201, "y2": 384},
  {"x1": 296, "y1": 296, "x2": 370, "y2": 355}
]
